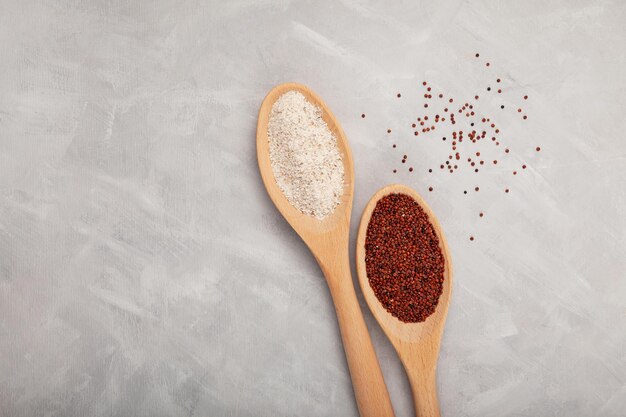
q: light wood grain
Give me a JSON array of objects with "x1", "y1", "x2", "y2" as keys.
[
  {"x1": 356, "y1": 184, "x2": 453, "y2": 417},
  {"x1": 257, "y1": 83, "x2": 395, "y2": 417}
]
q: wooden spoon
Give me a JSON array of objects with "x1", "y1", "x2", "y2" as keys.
[
  {"x1": 356, "y1": 184, "x2": 453, "y2": 417},
  {"x1": 257, "y1": 83, "x2": 395, "y2": 417}
]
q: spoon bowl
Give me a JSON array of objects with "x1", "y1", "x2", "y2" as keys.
[
  {"x1": 257, "y1": 83, "x2": 354, "y2": 254},
  {"x1": 257, "y1": 83, "x2": 395, "y2": 417},
  {"x1": 356, "y1": 184, "x2": 453, "y2": 417}
]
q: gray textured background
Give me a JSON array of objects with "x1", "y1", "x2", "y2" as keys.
[{"x1": 1, "y1": 1, "x2": 625, "y2": 416}]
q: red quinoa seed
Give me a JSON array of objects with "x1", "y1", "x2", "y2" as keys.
[{"x1": 365, "y1": 194, "x2": 445, "y2": 323}]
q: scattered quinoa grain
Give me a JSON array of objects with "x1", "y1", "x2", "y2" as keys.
[{"x1": 379, "y1": 71, "x2": 538, "y2": 225}]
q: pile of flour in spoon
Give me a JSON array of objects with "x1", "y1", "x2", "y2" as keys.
[{"x1": 267, "y1": 91, "x2": 344, "y2": 219}]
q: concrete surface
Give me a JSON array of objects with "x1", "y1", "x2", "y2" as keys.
[{"x1": 1, "y1": 1, "x2": 625, "y2": 416}]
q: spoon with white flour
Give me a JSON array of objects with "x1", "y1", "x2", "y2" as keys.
[{"x1": 257, "y1": 83, "x2": 395, "y2": 417}]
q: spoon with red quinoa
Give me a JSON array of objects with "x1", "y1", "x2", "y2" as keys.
[{"x1": 356, "y1": 184, "x2": 453, "y2": 417}]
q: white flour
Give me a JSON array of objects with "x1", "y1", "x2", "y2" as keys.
[{"x1": 267, "y1": 91, "x2": 344, "y2": 219}]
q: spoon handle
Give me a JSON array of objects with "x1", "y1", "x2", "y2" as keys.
[
  {"x1": 400, "y1": 350, "x2": 440, "y2": 417},
  {"x1": 321, "y1": 250, "x2": 395, "y2": 417}
]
